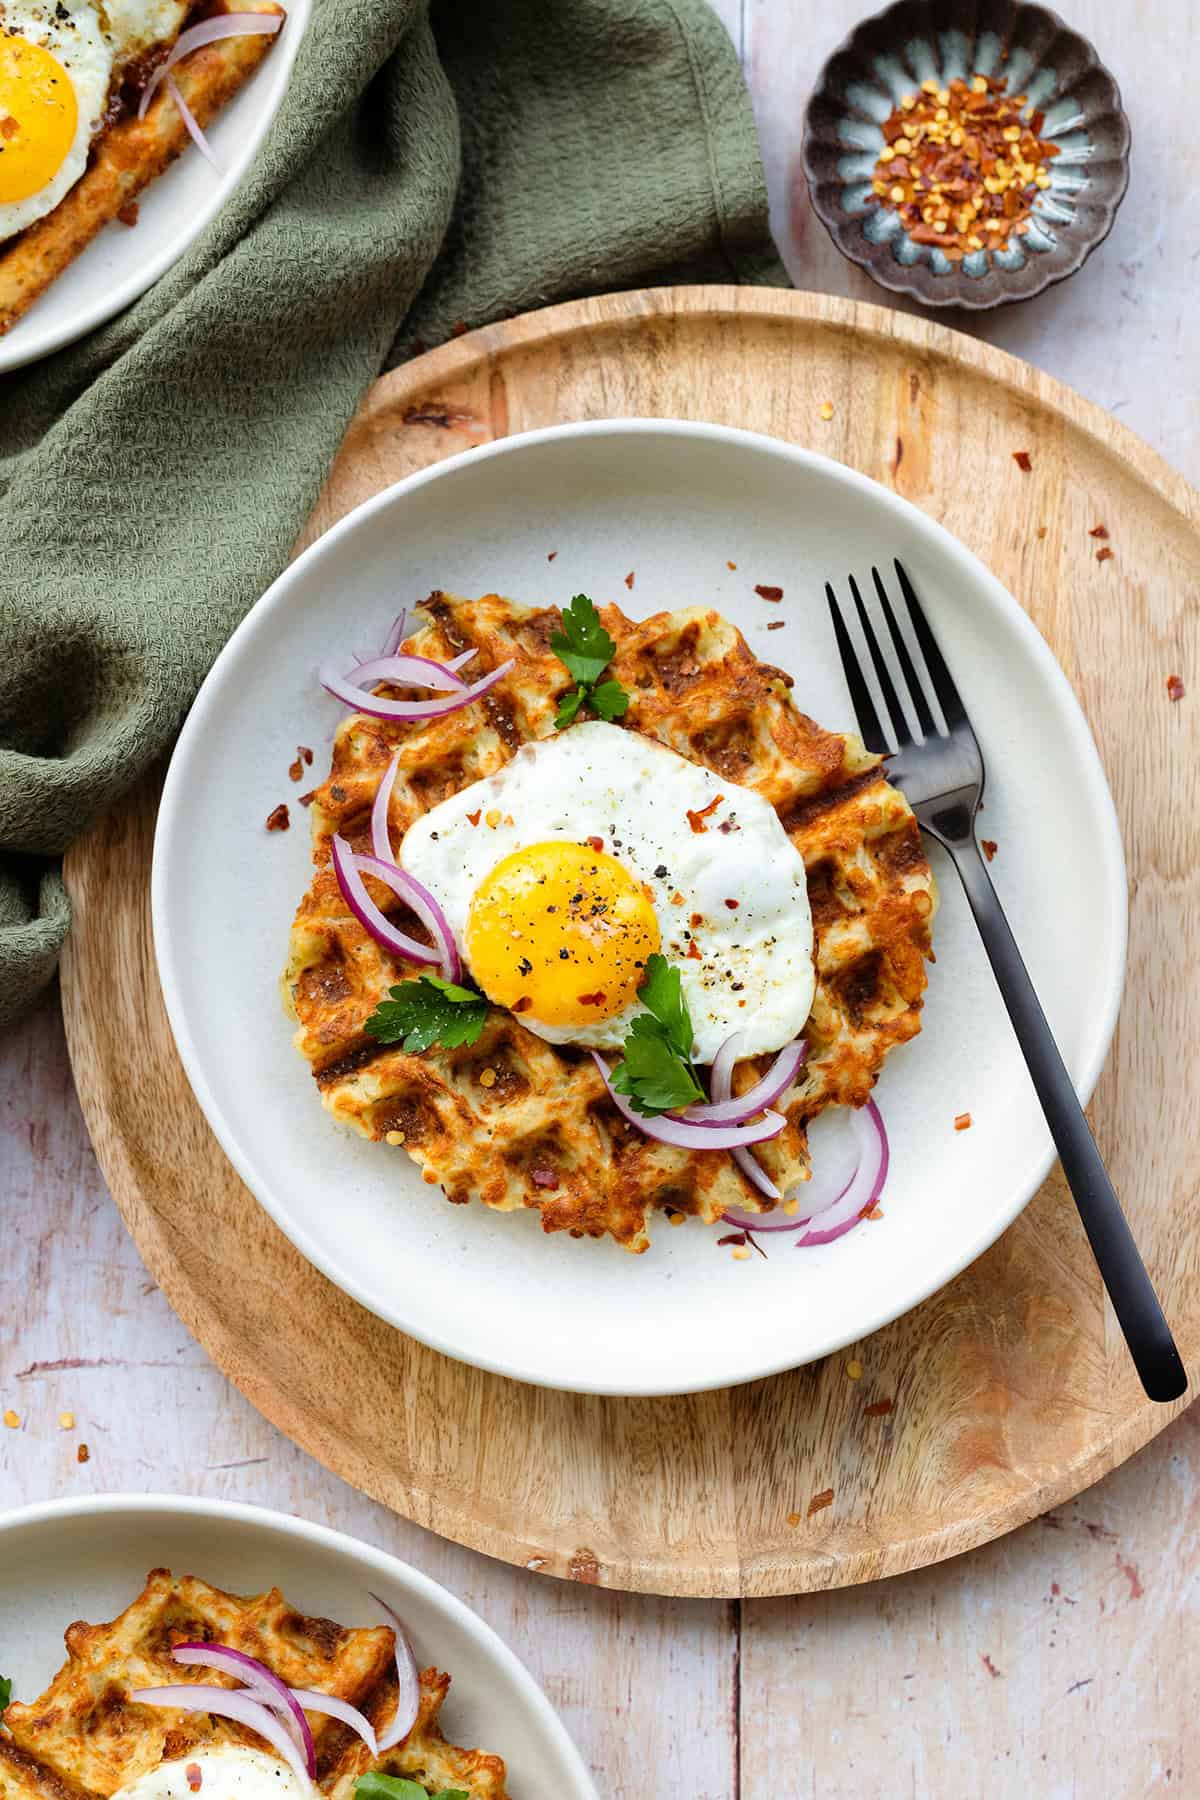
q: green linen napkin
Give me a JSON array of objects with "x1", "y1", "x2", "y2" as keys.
[{"x1": 0, "y1": 0, "x2": 785, "y2": 1030}]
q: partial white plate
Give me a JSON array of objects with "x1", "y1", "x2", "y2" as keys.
[
  {"x1": 0, "y1": 1494, "x2": 597, "y2": 1800},
  {"x1": 152, "y1": 420, "x2": 1127, "y2": 1396},
  {"x1": 0, "y1": 3, "x2": 309, "y2": 374}
]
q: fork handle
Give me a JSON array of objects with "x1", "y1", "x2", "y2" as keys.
[{"x1": 946, "y1": 838, "x2": 1187, "y2": 1404}]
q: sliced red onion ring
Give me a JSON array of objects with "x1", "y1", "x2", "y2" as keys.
[
  {"x1": 165, "y1": 75, "x2": 216, "y2": 166},
  {"x1": 796, "y1": 1100, "x2": 889, "y2": 1247},
  {"x1": 695, "y1": 1030, "x2": 788, "y2": 1202},
  {"x1": 371, "y1": 751, "x2": 402, "y2": 864},
  {"x1": 591, "y1": 1055, "x2": 786, "y2": 1150},
  {"x1": 286, "y1": 1689, "x2": 378, "y2": 1758},
  {"x1": 331, "y1": 836, "x2": 440, "y2": 970},
  {"x1": 681, "y1": 1036, "x2": 806, "y2": 1126},
  {"x1": 369, "y1": 1592, "x2": 420, "y2": 1751},
  {"x1": 336, "y1": 654, "x2": 470, "y2": 696},
  {"x1": 131, "y1": 1686, "x2": 312, "y2": 1785},
  {"x1": 348, "y1": 848, "x2": 461, "y2": 983},
  {"x1": 320, "y1": 658, "x2": 513, "y2": 722},
  {"x1": 170, "y1": 1645, "x2": 313, "y2": 1769},
  {"x1": 380, "y1": 610, "x2": 407, "y2": 658},
  {"x1": 139, "y1": 13, "x2": 284, "y2": 119}
]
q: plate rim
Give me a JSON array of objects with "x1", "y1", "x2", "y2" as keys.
[
  {"x1": 0, "y1": 1489, "x2": 599, "y2": 1800},
  {"x1": 151, "y1": 415, "x2": 1129, "y2": 1396},
  {"x1": 0, "y1": 0, "x2": 310, "y2": 375}
]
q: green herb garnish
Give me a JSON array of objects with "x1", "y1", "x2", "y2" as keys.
[
  {"x1": 355, "y1": 1776, "x2": 467, "y2": 1800},
  {"x1": 609, "y1": 953, "x2": 704, "y2": 1116},
  {"x1": 0, "y1": 1674, "x2": 11, "y2": 1716},
  {"x1": 364, "y1": 973, "x2": 488, "y2": 1053},
  {"x1": 550, "y1": 594, "x2": 630, "y2": 729}
]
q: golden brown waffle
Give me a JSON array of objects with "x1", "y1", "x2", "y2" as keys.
[
  {"x1": 0, "y1": 1569, "x2": 507, "y2": 1800},
  {"x1": 285, "y1": 594, "x2": 936, "y2": 1253}
]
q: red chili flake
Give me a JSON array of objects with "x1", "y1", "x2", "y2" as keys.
[
  {"x1": 185, "y1": 1767, "x2": 202, "y2": 1794},
  {"x1": 685, "y1": 941, "x2": 703, "y2": 961},
  {"x1": 117, "y1": 200, "x2": 140, "y2": 227},
  {"x1": 1036, "y1": 524, "x2": 1048, "y2": 540},
  {"x1": 298, "y1": 788, "x2": 316, "y2": 808},
  {"x1": 300, "y1": 745, "x2": 313, "y2": 765},
  {"x1": 686, "y1": 794, "x2": 724, "y2": 833},
  {"x1": 1096, "y1": 546, "x2": 1114, "y2": 563},
  {"x1": 864, "y1": 1398, "x2": 894, "y2": 1417},
  {"x1": 766, "y1": 620, "x2": 785, "y2": 631},
  {"x1": 755, "y1": 584, "x2": 784, "y2": 602},
  {"x1": 807, "y1": 1487, "x2": 835, "y2": 1516},
  {"x1": 1167, "y1": 674, "x2": 1185, "y2": 702},
  {"x1": 717, "y1": 1232, "x2": 747, "y2": 1247},
  {"x1": 530, "y1": 1166, "x2": 559, "y2": 1189},
  {"x1": 1012, "y1": 451, "x2": 1032, "y2": 472},
  {"x1": 450, "y1": 319, "x2": 468, "y2": 337},
  {"x1": 954, "y1": 1112, "x2": 973, "y2": 1131},
  {"x1": 690, "y1": 911, "x2": 704, "y2": 928},
  {"x1": 786, "y1": 1510, "x2": 801, "y2": 1527},
  {"x1": 624, "y1": 571, "x2": 635, "y2": 590},
  {"x1": 1089, "y1": 523, "x2": 1109, "y2": 539},
  {"x1": 724, "y1": 898, "x2": 739, "y2": 910},
  {"x1": 512, "y1": 995, "x2": 532, "y2": 1013},
  {"x1": 577, "y1": 991, "x2": 607, "y2": 1006},
  {"x1": 864, "y1": 1205, "x2": 884, "y2": 1221},
  {"x1": 586, "y1": 835, "x2": 604, "y2": 852},
  {"x1": 0, "y1": 117, "x2": 18, "y2": 141},
  {"x1": 288, "y1": 755, "x2": 304, "y2": 782},
  {"x1": 981, "y1": 838, "x2": 998, "y2": 861},
  {"x1": 671, "y1": 890, "x2": 686, "y2": 905},
  {"x1": 727, "y1": 560, "x2": 738, "y2": 571},
  {"x1": 547, "y1": 551, "x2": 558, "y2": 561},
  {"x1": 265, "y1": 803, "x2": 289, "y2": 831},
  {"x1": 76, "y1": 1442, "x2": 90, "y2": 1463},
  {"x1": 466, "y1": 808, "x2": 482, "y2": 826},
  {"x1": 981, "y1": 1654, "x2": 1003, "y2": 1679}
]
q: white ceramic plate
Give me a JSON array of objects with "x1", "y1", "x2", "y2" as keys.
[
  {"x1": 0, "y1": 1494, "x2": 597, "y2": 1800},
  {"x1": 0, "y1": 3, "x2": 309, "y2": 374},
  {"x1": 152, "y1": 420, "x2": 1127, "y2": 1397}
]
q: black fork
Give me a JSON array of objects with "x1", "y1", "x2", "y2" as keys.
[{"x1": 826, "y1": 559, "x2": 1186, "y2": 1404}]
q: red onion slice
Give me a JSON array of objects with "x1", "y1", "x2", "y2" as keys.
[
  {"x1": 349, "y1": 849, "x2": 461, "y2": 983},
  {"x1": 371, "y1": 751, "x2": 402, "y2": 864},
  {"x1": 286, "y1": 1689, "x2": 378, "y2": 1757},
  {"x1": 681, "y1": 1036, "x2": 806, "y2": 1126},
  {"x1": 336, "y1": 654, "x2": 469, "y2": 696},
  {"x1": 165, "y1": 75, "x2": 217, "y2": 166},
  {"x1": 170, "y1": 1646, "x2": 313, "y2": 1770},
  {"x1": 320, "y1": 658, "x2": 513, "y2": 722},
  {"x1": 697, "y1": 1030, "x2": 782, "y2": 1203},
  {"x1": 139, "y1": 13, "x2": 284, "y2": 119},
  {"x1": 796, "y1": 1101, "x2": 889, "y2": 1246},
  {"x1": 380, "y1": 611, "x2": 407, "y2": 658},
  {"x1": 331, "y1": 836, "x2": 440, "y2": 969},
  {"x1": 131, "y1": 1686, "x2": 312, "y2": 1785},
  {"x1": 369, "y1": 1592, "x2": 420, "y2": 1751},
  {"x1": 592, "y1": 1055, "x2": 786, "y2": 1149}
]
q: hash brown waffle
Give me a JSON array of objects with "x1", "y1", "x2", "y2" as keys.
[
  {"x1": 285, "y1": 594, "x2": 936, "y2": 1253},
  {"x1": 0, "y1": 1569, "x2": 507, "y2": 1800}
]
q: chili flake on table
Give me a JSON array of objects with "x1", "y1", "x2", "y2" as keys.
[{"x1": 870, "y1": 73, "x2": 1059, "y2": 258}]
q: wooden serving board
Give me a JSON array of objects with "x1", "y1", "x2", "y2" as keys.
[{"x1": 60, "y1": 287, "x2": 1199, "y2": 1599}]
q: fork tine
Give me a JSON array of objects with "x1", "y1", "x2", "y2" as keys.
[
  {"x1": 872, "y1": 566, "x2": 937, "y2": 739},
  {"x1": 825, "y1": 582, "x2": 888, "y2": 755},
  {"x1": 849, "y1": 574, "x2": 912, "y2": 750},
  {"x1": 892, "y1": 559, "x2": 968, "y2": 730}
]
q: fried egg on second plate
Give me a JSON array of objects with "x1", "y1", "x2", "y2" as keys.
[
  {"x1": 0, "y1": 2, "x2": 113, "y2": 241},
  {"x1": 400, "y1": 720, "x2": 816, "y2": 1063}
]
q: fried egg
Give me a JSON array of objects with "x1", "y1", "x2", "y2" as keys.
[
  {"x1": 110, "y1": 1748, "x2": 306, "y2": 1800},
  {"x1": 0, "y1": 3, "x2": 113, "y2": 241},
  {"x1": 401, "y1": 721, "x2": 816, "y2": 1062}
]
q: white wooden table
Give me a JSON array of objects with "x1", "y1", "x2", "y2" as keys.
[{"x1": 3, "y1": 4, "x2": 1197, "y2": 1793}]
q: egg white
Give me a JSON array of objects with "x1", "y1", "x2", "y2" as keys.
[
  {"x1": 400, "y1": 721, "x2": 816, "y2": 1063},
  {"x1": 0, "y1": 2, "x2": 113, "y2": 242}
]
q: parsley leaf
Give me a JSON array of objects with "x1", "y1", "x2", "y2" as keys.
[
  {"x1": 356, "y1": 1777, "x2": 467, "y2": 1800},
  {"x1": 589, "y1": 678, "x2": 630, "y2": 721},
  {"x1": 608, "y1": 954, "x2": 703, "y2": 1115},
  {"x1": 549, "y1": 593, "x2": 630, "y2": 730},
  {"x1": 364, "y1": 974, "x2": 488, "y2": 1053},
  {"x1": 0, "y1": 1674, "x2": 10, "y2": 1716},
  {"x1": 553, "y1": 683, "x2": 586, "y2": 730}
]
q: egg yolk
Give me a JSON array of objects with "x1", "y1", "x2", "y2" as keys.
[
  {"x1": 0, "y1": 37, "x2": 78, "y2": 205},
  {"x1": 466, "y1": 841, "x2": 661, "y2": 1027}
]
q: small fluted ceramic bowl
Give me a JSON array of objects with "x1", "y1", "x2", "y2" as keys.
[{"x1": 802, "y1": 0, "x2": 1130, "y2": 309}]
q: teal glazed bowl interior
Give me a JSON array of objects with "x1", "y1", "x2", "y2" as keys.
[{"x1": 802, "y1": 0, "x2": 1130, "y2": 309}]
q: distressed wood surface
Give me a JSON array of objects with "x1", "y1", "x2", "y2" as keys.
[{"x1": 3, "y1": 4, "x2": 1199, "y2": 1793}]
